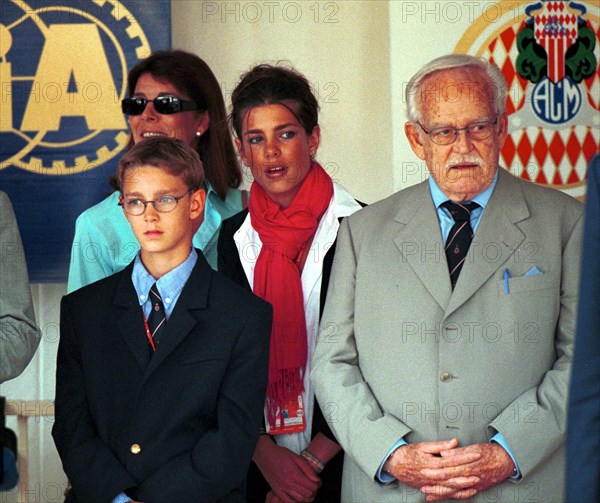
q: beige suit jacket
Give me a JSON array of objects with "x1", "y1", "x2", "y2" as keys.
[
  {"x1": 0, "y1": 191, "x2": 40, "y2": 383},
  {"x1": 311, "y1": 168, "x2": 583, "y2": 502}
]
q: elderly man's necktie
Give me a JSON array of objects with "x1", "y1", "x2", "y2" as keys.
[
  {"x1": 147, "y1": 283, "x2": 166, "y2": 348},
  {"x1": 442, "y1": 201, "x2": 479, "y2": 289}
]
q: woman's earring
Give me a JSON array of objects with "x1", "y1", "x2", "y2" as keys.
[{"x1": 196, "y1": 131, "x2": 202, "y2": 137}]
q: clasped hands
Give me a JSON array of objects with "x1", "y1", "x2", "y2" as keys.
[{"x1": 383, "y1": 438, "x2": 515, "y2": 501}]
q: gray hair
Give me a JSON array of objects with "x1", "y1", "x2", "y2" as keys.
[{"x1": 405, "y1": 54, "x2": 507, "y2": 122}]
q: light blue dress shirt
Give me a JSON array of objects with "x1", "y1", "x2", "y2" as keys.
[
  {"x1": 377, "y1": 170, "x2": 521, "y2": 483},
  {"x1": 112, "y1": 248, "x2": 198, "y2": 503},
  {"x1": 131, "y1": 248, "x2": 198, "y2": 320},
  {"x1": 68, "y1": 183, "x2": 244, "y2": 292},
  {"x1": 429, "y1": 170, "x2": 498, "y2": 241},
  {"x1": 112, "y1": 492, "x2": 132, "y2": 503}
]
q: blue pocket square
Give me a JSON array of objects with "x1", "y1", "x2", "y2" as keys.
[{"x1": 525, "y1": 266, "x2": 542, "y2": 276}]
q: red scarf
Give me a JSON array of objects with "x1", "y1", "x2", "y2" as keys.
[{"x1": 249, "y1": 162, "x2": 334, "y2": 427}]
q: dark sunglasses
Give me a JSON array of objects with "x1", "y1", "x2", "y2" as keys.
[{"x1": 121, "y1": 96, "x2": 201, "y2": 116}]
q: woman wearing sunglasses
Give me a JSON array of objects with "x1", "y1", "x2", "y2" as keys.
[{"x1": 68, "y1": 50, "x2": 245, "y2": 291}]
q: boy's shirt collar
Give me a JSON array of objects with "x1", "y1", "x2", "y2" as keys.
[{"x1": 132, "y1": 248, "x2": 198, "y2": 318}]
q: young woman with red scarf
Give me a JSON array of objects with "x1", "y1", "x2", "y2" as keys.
[{"x1": 218, "y1": 64, "x2": 362, "y2": 503}]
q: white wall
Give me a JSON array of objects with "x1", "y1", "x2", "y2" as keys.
[{"x1": 171, "y1": 0, "x2": 395, "y2": 204}]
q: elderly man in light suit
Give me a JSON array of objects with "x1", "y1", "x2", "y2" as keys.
[{"x1": 311, "y1": 54, "x2": 583, "y2": 502}]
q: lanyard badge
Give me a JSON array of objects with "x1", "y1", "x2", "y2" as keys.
[{"x1": 265, "y1": 393, "x2": 306, "y2": 435}]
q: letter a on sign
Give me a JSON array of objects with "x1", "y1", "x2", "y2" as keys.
[{"x1": 21, "y1": 24, "x2": 126, "y2": 131}]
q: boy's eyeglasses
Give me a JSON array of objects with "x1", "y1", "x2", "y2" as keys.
[
  {"x1": 119, "y1": 190, "x2": 193, "y2": 216},
  {"x1": 417, "y1": 117, "x2": 498, "y2": 145},
  {"x1": 121, "y1": 96, "x2": 200, "y2": 116}
]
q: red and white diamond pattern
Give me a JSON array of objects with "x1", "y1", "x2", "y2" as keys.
[
  {"x1": 534, "y1": 2, "x2": 578, "y2": 83},
  {"x1": 481, "y1": 16, "x2": 600, "y2": 192},
  {"x1": 503, "y1": 126, "x2": 596, "y2": 187}
]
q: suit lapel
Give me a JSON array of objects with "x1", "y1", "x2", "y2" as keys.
[
  {"x1": 113, "y1": 264, "x2": 151, "y2": 370},
  {"x1": 144, "y1": 253, "x2": 212, "y2": 375},
  {"x1": 446, "y1": 169, "x2": 529, "y2": 317},
  {"x1": 393, "y1": 182, "x2": 453, "y2": 310}
]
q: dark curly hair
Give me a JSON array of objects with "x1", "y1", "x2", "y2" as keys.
[{"x1": 230, "y1": 63, "x2": 319, "y2": 140}]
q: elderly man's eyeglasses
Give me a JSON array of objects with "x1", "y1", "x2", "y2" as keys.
[
  {"x1": 417, "y1": 118, "x2": 498, "y2": 146},
  {"x1": 119, "y1": 190, "x2": 193, "y2": 216},
  {"x1": 122, "y1": 96, "x2": 200, "y2": 116}
]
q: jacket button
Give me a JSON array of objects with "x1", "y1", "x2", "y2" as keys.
[
  {"x1": 440, "y1": 372, "x2": 453, "y2": 383},
  {"x1": 130, "y1": 443, "x2": 141, "y2": 454}
]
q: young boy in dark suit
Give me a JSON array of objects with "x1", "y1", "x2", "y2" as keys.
[{"x1": 53, "y1": 137, "x2": 272, "y2": 503}]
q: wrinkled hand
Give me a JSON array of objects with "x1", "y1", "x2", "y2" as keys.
[
  {"x1": 383, "y1": 438, "x2": 481, "y2": 497},
  {"x1": 420, "y1": 442, "x2": 515, "y2": 501},
  {"x1": 254, "y1": 439, "x2": 321, "y2": 503}
]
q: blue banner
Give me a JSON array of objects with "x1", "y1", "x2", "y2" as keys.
[{"x1": 0, "y1": 0, "x2": 171, "y2": 282}]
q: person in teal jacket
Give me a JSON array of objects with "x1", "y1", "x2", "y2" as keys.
[{"x1": 68, "y1": 50, "x2": 246, "y2": 292}]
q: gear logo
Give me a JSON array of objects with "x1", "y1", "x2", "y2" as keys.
[
  {"x1": 456, "y1": 0, "x2": 599, "y2": 199},
  {"x1": 0, "y1": 0, "x2": 151, "y2": 175}
]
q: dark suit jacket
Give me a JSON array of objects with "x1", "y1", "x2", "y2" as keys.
[
  {"x1": 217, "y1": 209, "x2": 346, "y2": 502},
  {"x1": 566, "y1": 154, "x2": 600, "y2": 502},
  {"x1": 52, "y1": 252, "x2": 272, "y2": 503}
]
